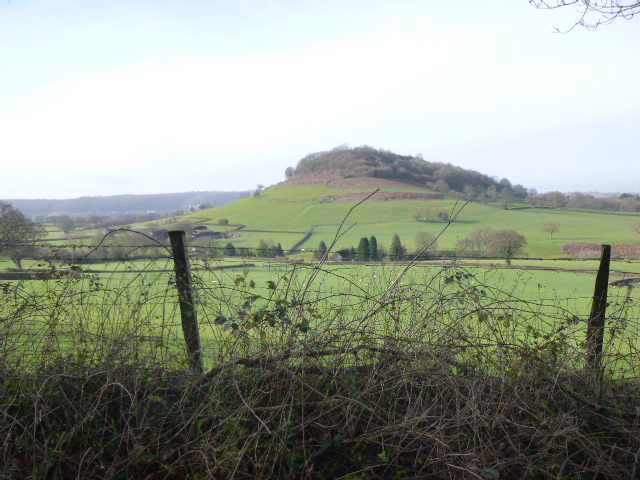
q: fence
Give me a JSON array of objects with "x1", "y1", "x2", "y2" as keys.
[
  {"x1": 5, "y1": 232, "x2": 640, "y2": 476},
  {"x1": 1, "y1": 229, "x2": 638, "y2": 380}
]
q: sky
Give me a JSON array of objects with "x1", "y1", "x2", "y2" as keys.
[{"x1": 1, "y1": 0, "x2": 639, "y2": 199}]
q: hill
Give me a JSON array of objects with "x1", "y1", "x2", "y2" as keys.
[
  {"x1": 179, "y1": 167, "x2": 640, "y2": 260},
  {"x1": 4, "y1": 190, "x2": 249, "y2": 218},
  {"x1": 291, "y1": 145, "x2": 529, "y2": 200}
]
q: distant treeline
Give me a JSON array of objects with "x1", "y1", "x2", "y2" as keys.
[
  {"x1": 5, "y1": 191, "x2": 249, "y2": 218},
  {"x1": 527, "y1": 191, "x2": 640, "y2": 212},
  {"x1": 42, "y1": 211, "x2": 186, "y2": 231}
]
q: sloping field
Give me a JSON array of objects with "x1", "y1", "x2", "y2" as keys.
[{"x1": 183, "y1": 182, "x2": 640, "y2": 259}]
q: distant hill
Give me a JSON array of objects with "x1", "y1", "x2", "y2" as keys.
[
  {"x1": 4, "y1": 191, "x2": 249, "y2": 217},
  {"x1": 292, "y1": 145, "x2": 529, "y2": 199}
]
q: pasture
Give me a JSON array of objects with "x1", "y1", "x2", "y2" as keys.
[
  {"x1": 3, "y1": 252, "x2": 640, "y2": 372},
  {"x1": 176, "y1": 184, "x2": 640, "y2": 259}
]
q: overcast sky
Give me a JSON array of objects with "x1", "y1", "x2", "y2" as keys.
[{"x1": 1, "y1": 0, "x2": 639, "y2": 199}]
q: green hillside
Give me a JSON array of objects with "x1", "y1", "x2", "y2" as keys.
[
  {"x1": 110, "y1": 146, "x2": 637, "y2": 260},
  {"x1": 179, "y1": 181, "x2": 639, "y2": 260}
]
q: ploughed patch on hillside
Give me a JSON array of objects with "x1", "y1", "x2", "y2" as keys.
[
  {"x1": 322, "y1": 191, "x2": 442, "y2": 202},
  {"x1": 284, "y1": 171, "x2": 425, "y2": 190},
  {"x1": 562, "y1": 242, "x2": 640, "y2": 259}
]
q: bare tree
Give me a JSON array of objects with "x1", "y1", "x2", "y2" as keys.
[
  {"x1": 531, "y1": 0, "x2": 640, "y2": 31},
  {"x1": 631, "y1": 219, "x2": 640, "y2": 235},
  {"x1": 486, "y1": 229, "x2": 527, "y2": 265},
  {"x1": 253, "y1": 184, "x2": 265, "y2": 198},
  {"x1": 414, "y1": 231, "x2": 438, "y2": 257},
  {"x1": 456, "y1": 226, "x2": 493, "y2": 257},
  {"x1": 58, "y1": 215, "x2": 76, "y2": 235},
  {"x1": 543, "y1": 222, "x2": 561, "y2": 239}
]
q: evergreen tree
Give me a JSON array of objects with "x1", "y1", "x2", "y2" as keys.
[
  {"x1": 369, "y1": 236, "x2": 378, "y2": 261},
  {"x1": 356, "y1": 237, "x2": 370, "y2": 261},
  {"x1": 389, "y1": 233, "x2": 405, "y2": 261},
  {"x1": 315, "y1": 240, "x2": 328, "y2": 260},
  {"x1": 257, "y1": 239, "x2": 271, "y2": 258},
  {"x1": 224, "y1": 243, "x2": 236, "y2": 257}
]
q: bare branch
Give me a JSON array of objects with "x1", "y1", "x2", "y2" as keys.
[{"x1": 530, "y1": 0, "x2": 640, "y2": 31}]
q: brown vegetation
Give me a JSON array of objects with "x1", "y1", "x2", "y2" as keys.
[
  {"x1": 323, "y1": 191, "x2": 442, "y2": 203},
  {"x1": 562, "y1": 242, "x2": 640, "y2": 259},
  {"x1": 284, "y1": 171, "x2": 428, "y2": 190}
]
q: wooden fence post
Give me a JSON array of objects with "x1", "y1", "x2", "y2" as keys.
[
  {"x1": 586, "y1": 244, "x2": 611, "y2": 369},
  {"x1": 168, "y1": 230, "x2": 204, "y2": 374}
]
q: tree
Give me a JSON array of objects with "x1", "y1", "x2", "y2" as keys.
[
  {"x1": 569, "y1": 192, "x2": 588, "y2": 210},
  {"x1": 356, "y1": 237, "x2": 370, "y2": 261},
  {"x1": 218, "y1": 218, "x2": 229, "y2": 226},
  {"x1": 486, "y1": 185, "x2": 498, "y2": 202},
  {"x1": 463, "y1": 184, "x2": 476, "y2": 201},
  {"x1": 223, "y1": 243, "x2": 236, "y2": 257},
  {"x1": 315, "y1": 240, "x2": 328, "y2": 260},
  {"x1": 530, "y1": 0, "x2": 640, "y2": 31},
  {"x1": 389, "y1": 233, "x2": 405, "y2": 261},
  {"x1": 271, "y1": 243, "x2": 284, "y2": 257},
  {"x1": 546, "y1": 191, "x2": 567, "y2": 208},
  {"x1": 512, "y1": 184, "x2": 528, "y2": 199},
  {"x1": 434, "y1": 179, "x2": 449, "y2": 195},
  {"x1": 543, "y1": 222, "x2": 561, "y2": 239},
  {"x1": 58, "y1": 215, "x2": 76, "y2": 235},
  {"x1": 631, "y1": 219, "x2": 640, "y2": 235},
  {"x1": 0, "y1": 202, "x2": 46, "y2": 268},
  {"x1": 257, "y1": 239, "x2": 271, "y2": 257},
  {"x1": 284, "y1": 166, "x2": 295, "y2": 180},
  {"x1": 253, "y1": 184, "x2": 265, "y2": 198},
  {"x1": 456, "y1": 226, "x2": 493, "y2": 257},
  {"x1": 486, "y1": 229, "x2": 527, "y2": 265},
  {"x1": 499, "y1": 188, "x2": 513, "y2": 210},
  {"x1": 414, "y1": 231, "x2": 438, "y2": 257},
  {"x1": 369, "y1": 236, "x2": 378, "y2": 261}
]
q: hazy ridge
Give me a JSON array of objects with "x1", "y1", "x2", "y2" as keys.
[{"x1": 3, "y1": 191, "x2": 249, "y2": 217}]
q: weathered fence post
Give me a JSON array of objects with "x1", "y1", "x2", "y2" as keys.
[
  {"x1": 586, "y1": 244, "x2": 611, "y2": 369},
  {"x1": 168, "y1": 230, "x2": 204, "y2": 375}
]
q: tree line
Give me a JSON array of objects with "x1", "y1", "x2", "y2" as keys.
[
  {"x1": 311, "y1": 229, "x2": 526, "y2": 264},
  {"x1": 527, "y1": 191, "x2": 640, "y2": 212}
]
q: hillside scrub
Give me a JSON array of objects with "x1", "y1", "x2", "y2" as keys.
[
  {"x1": 292, "y1": 145, "x2": 529, "y2": 201},
  {"x1": 2, "y1": 250, "x2": 640, "y2": 478}
]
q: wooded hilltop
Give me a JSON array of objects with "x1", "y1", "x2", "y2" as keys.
[{"x1": 288, "y1": 145, "x2": 639, "y2": 212}]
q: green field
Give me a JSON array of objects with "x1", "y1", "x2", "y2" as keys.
[
  {"x1": 173, "y1": 184, "x2": 640, "y2": 259},
  {"x1": 3, "y1": 254, "x2": 639, "y2": 375}
]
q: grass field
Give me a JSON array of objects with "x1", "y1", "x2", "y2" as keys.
[
  {"x1": 3, "y1": 253, "x2": 639, "y2": 374},
  {"x1": 170, "y1": 184, "x2": 640, "y2": 259}
]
